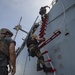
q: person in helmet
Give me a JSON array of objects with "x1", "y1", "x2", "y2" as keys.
[
  {"x1": 0, "y1": 28, "x2": 16, "y2": 75},
  {"x1": 27, "y1": 34, "x2": 52, "y2": 72},
  {"x1": 39, "y1": 6, "x2": 50, "y2": 21}
]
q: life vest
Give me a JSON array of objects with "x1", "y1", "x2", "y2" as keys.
[{"x1": 27, "y1": 37, "x2": 39, "y2": 57}]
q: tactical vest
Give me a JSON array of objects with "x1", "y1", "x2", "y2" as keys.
[
  {"x1": 27, "y1": 38, "x2": 39, "y2": 57},
  {"x1": 27, "y1": 37, "x2": 38, "y2": 47},
  {"x1": 0, "y1": 34, "x2": 9, "y2": 56}
]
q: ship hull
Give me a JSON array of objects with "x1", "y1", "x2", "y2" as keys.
[{"x1": 15, "y1": 0, "x2": 75, "y2": 75}]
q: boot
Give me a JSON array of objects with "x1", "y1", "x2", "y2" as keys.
[
  {"x1": 43, "y1": 65, "x2": 52, "y2": 72},
  {"x1": 37, "y1": 64, "x2": 43, "y2": 71}
]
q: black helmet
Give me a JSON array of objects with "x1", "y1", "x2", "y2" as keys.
[{"x1": 0, "y1": 28, "x2": 13, "y2": 36}]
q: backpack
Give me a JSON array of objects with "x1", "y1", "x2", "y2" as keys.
[{"x1": 26, "y1": 37, "x2": 36, "y2": 57}]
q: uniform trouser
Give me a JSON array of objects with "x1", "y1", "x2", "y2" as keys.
[
  {"x1": 29, "y1": 44, "x2": 45, "y2": 65},
  {"x1": 0, "y1": 66, "x2": 8, "y2": 75}
]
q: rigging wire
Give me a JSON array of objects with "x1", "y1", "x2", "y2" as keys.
[
  {"x1": 58, "y1": 0, "x2": 66, "y2": 29},
  {"x1": 23, "y1": 52, "x2": 28, "y2": 75}
]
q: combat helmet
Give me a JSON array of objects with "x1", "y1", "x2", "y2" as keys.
[{"x1": 0, "y1": 28, "x2": 13, "y2": 37}]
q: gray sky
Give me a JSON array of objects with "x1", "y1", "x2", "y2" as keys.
[{"x1": 0, "y1": 0, "x2": 53, "y2": 49}]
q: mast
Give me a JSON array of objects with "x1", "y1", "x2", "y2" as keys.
[{"x1": 13, "y1": 17, "x2": 28, "y2": 40}]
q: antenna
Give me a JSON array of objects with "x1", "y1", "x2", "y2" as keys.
[
  {"x1": 13, "y1": 17, "x2": 22, "y2": 40},
  {"x1": 13, "y1": 17, "x2": 28, "y2": 40}
]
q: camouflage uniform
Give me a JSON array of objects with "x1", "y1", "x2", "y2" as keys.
[
  {"x1": 29, "y1": 44, "x2": 45, "y2": 65},
  {"x1": 27, "y1": 35, "x2": 52, "y2": 72},
  {"x1": 0, "y1": 28, "x2": 16, "y2": 75}
]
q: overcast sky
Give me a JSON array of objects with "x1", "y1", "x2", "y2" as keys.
[{"x1": 0, "y1": 0, "x2": 53, "y2": 48}]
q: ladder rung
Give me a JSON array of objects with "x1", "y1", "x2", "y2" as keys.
[
  {"x1": 48, "y1": 68, "x2": 56, "y2": 72},
  {"x1": 42, "y1": 50, "x2": 48, "y2": 55},
  {"x1": 45, "y1": 59, "x2": 51, "y2": 62}
]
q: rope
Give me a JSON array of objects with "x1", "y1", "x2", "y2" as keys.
[
  {"x1": 23, "y1": 52, "x2": 28, "y2": 75},
  {"x1": 58, "y1": 0, "x2": 66, "y2": 29}
]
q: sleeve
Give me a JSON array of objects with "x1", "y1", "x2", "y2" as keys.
[
  {"x1": 11, "y1": 40, "x2": 16, "y2": 46},
  {"x1": 4, "y1": 37, "x2": 16, "y2": 46}
]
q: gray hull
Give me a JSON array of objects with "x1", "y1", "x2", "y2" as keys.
[{"x1": 15, "y1": 0, "x2": 75, "y2": 75}]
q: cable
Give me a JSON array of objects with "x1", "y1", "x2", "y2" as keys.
[
  {"x1": 23, "y1": 52, "x2": 28, "y2": 75},
  {"x1": 58, "y1": 0, "x2": 66, "y2": 29}
]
